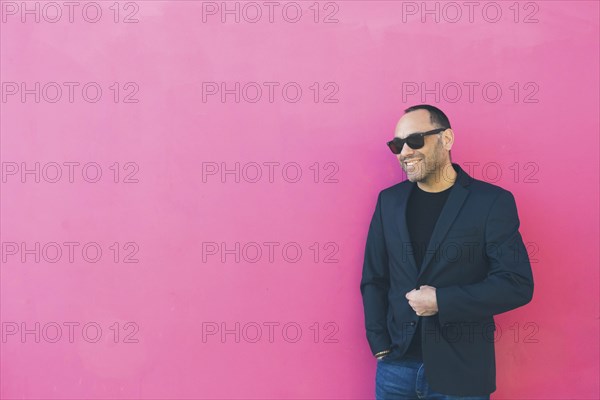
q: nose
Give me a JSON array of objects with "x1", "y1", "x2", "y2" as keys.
[{"x1": 399, "y1": 142, "x2": 415, "y2": 159}]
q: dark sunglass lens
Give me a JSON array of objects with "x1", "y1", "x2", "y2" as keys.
[
  {"x1": 407, "y1": 136, "x2": 424, "y2": 149},
  {"x1": 387, "y1": 139, "x2": 401, "y2": 154}
]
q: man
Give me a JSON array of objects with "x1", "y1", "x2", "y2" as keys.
[{"x1": 360, "y1": 104, "x2": 534, "y2": 399}]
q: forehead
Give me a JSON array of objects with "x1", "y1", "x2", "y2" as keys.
[{"x1": 394, "y1": 110, "x2": 436, "y2": 138}]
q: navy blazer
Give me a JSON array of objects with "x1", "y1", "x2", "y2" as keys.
[{"x1": 360, "y1": 162, "x2": 534, "y2": 396}]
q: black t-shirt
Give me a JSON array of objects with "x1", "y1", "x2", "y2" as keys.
[{"x1": 399, "y1": 182, "x2": 453, "y2": 361}]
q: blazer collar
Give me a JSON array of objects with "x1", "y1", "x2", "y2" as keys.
[{"x1": 394, "y1": 163, "x2": 473, "y2": 280}]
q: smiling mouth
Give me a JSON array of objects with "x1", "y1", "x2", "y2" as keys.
[{"x1": 403, "y1": 159, "x2": 421, "y2": 168}]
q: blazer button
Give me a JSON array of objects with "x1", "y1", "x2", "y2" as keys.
[{"x1": 410, "y1": 321, "x2": 416, "y2": 326}]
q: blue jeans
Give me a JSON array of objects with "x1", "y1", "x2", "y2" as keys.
[{"x1": 375, "y1": 358, "x2": 491, "y2": 400}]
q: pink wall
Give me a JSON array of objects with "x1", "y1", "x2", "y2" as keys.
[{"x1": 1, "y1": 1, "x2": 598, "y2": 399}]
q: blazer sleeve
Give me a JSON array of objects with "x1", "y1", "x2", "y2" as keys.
[
  {"x1": 436, "y1": 189, "x2": 534, "y2": 325},
  {"x1": 360, "y1": 192, "x2": 392, "y2": 355}
]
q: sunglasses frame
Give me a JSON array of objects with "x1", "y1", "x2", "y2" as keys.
[{"x1": 386, "y1": 128, "x2": 447, "y2": 154}]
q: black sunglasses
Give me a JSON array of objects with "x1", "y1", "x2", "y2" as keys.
[{"x1": 386, "y1": 128, "x2": 447, "y2": 154}]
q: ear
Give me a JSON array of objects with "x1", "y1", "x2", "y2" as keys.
[{"x1": 443, "y1": 128, "x2": 454, "y2": 151}]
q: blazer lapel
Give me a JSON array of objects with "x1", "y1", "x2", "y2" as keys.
[{"x1": 394, "y1": 182, "x2": 419, "y2": 274}]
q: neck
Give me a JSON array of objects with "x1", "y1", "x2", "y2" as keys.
[{"x1": 417, "y1": 163, "x2": 457, "y2": 193}]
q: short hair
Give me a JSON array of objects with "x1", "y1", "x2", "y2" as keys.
[{"x1": 404, "y1": 104, "x2": 451, "y2": 129}]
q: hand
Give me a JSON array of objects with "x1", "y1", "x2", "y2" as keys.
[{"x1": 405, "y1": 285, "x2": 439, "y2": 317}]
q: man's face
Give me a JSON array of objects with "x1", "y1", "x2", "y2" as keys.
[{"x1": 394, "y1": 110, "x2": 450, "y2": 184}]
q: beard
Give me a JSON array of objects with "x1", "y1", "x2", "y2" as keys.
[{"x1": 402, "y1": 139, "x2": 446, "y2": 183}]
